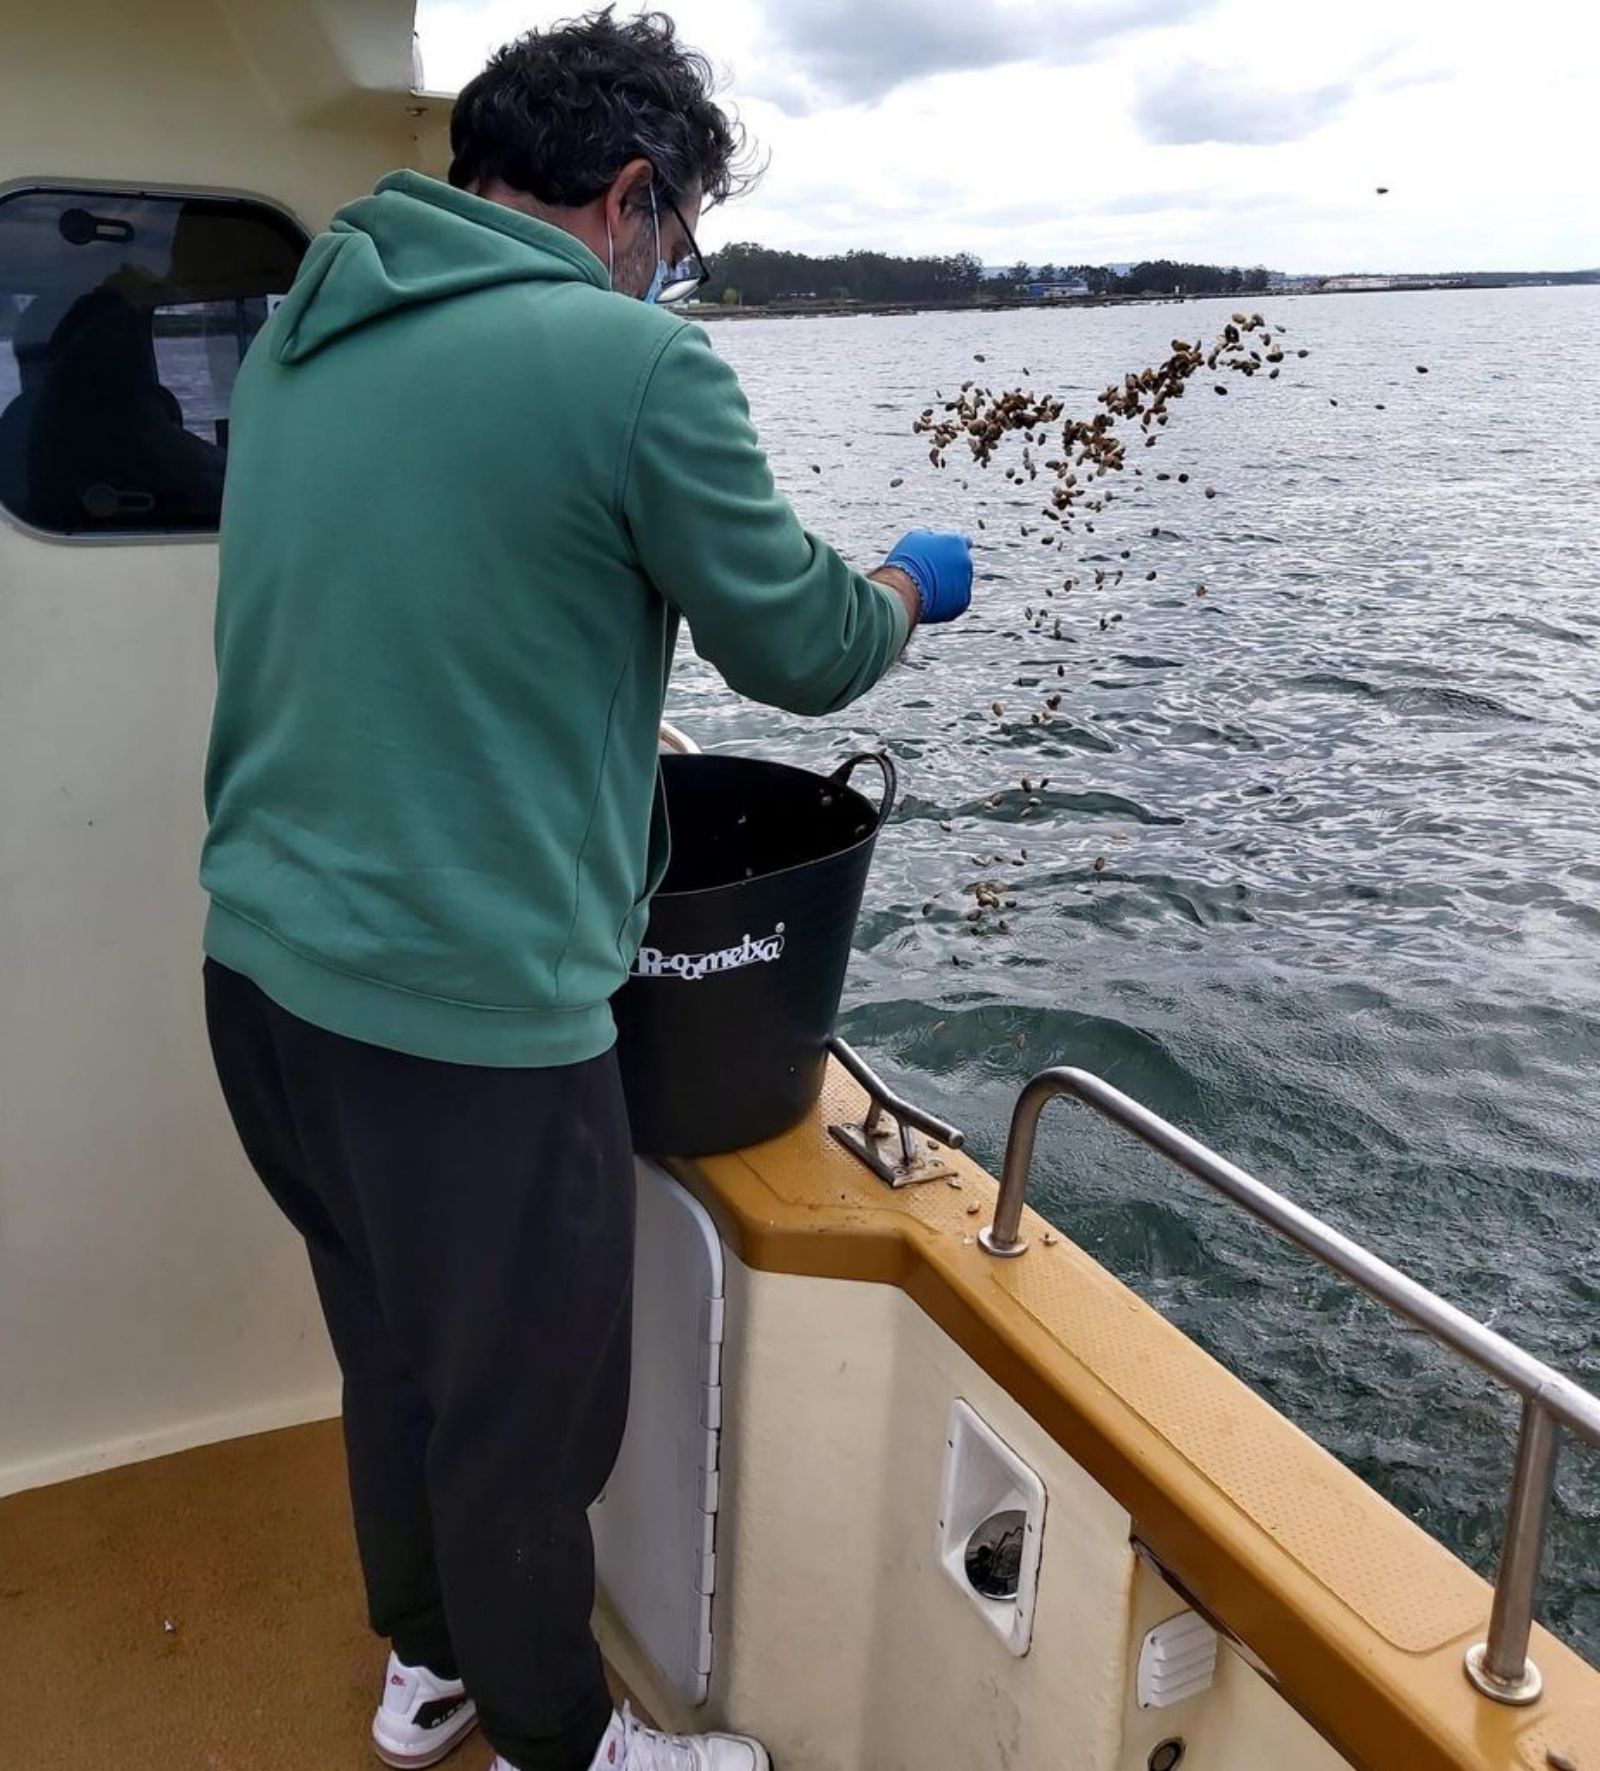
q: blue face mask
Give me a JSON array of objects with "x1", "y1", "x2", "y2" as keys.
[
  {"x1": 608, "y1": 187, "x2": 669, "y2": 305},
  {"x1": 642, "y1": 189, "x2": 670, "y2": 304}
]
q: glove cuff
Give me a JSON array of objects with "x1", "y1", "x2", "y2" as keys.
[{"x1": 884, "y1": 551, "x2": 934, "y2": 620}]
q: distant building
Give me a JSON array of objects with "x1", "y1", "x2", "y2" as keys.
[
  {"x1": 1319, "y1": 274, "x2": 1409, "y2": 292},
  {"x1": 1023, "y1": 279, "x2": 1089, "y2": 300},
  {"x1": 1319, "y1": 273, "x2": 1468, "y2": 292}
]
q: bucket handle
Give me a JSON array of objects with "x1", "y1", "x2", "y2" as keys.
[{"x1": 828, "y1": 750, "x2": 898, "y2": 833}]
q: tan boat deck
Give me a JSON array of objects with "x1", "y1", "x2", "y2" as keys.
[{"x1": 2, "y1": 1419, "x2": 635, "y2": 1771}]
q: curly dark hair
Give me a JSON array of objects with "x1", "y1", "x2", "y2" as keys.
[{"x1": 447, "y1": 8, "x2": 757, "y2": 209}]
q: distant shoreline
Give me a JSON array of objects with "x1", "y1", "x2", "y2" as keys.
[{"x1": 688, "y1": 278, "x2": 1598, "y2": 323}]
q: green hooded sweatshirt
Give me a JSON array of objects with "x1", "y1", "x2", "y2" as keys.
[{"x1": 201, "y1": 171, "x2": 908, "y2": 1067}]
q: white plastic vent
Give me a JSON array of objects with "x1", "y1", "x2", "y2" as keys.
[
  {"x1": 1136, "y1": 1610, "x2": 1219, "y2": 1709},
  {"x1": 936, "y1": 1400, "x2": 1047, "y2": 1656}
]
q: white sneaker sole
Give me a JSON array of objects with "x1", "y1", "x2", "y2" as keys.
[{"x1": 372, "y1": 1699, "x2": 479, "y2": 1769}]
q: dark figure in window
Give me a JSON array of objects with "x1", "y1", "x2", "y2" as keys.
[
  {"x1": 0, "y1": 277, "x2": 226, "y2": 532},
  {"x1": 0, "y1": 292, "x2": 66, "y2": 522}
]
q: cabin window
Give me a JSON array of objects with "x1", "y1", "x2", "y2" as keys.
[{"x1": 0, "y1": 186, "x2": 306, "y2": 538}]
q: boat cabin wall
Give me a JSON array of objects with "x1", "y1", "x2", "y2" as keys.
[
  {"x1": 4, "y1": 2, "x2": 448, "y2": 223},
  {"x1": 0, "y1": 0, "x2": 445, "y2": 1494}
]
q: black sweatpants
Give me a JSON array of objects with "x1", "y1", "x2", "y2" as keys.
[{"x1": 204, "y1": 960, "x2": 634, "y2": 1771}]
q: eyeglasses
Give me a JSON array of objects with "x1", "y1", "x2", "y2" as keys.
[{"x1": 653, "y1": 187, "x2": 711, "y2": 305}]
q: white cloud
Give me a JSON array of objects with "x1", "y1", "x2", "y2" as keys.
[
  {"x1": 415, "y1": 0, "x2": 1600, "y2": 273},
  {"x1": 1134, "y1": 64, "x2": 1354, "y2": 146},
  {"x1": 747, "y1": 0, "x2": 1211, "y2": 114}
]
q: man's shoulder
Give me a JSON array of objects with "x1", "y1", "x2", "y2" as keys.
[
  {"x1": 511, "y1": 279, "x2": 689, "y2": 340},
  {"x1": 562, "y1": 285, "x2": 694, "y2": 357},
  {"x1": 449, "y1": 281, "x2": 691, "y2": 394}
]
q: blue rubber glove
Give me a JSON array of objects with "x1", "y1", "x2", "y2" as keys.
[{"x1": 884, "y1": 529, "x2": 974, "y2": 624}]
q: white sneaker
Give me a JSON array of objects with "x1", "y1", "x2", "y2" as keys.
[
  {"x1": 371, "y1": 1651, "x2": 479, "y2": 1768},
  {"x1": 491, "y1": 1702, "x2": 770, "y2": 1771}
]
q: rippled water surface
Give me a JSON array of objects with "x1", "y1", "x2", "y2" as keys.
[{"x1": 675, "y1": 287, "x2": 1600, "y2": 1659}]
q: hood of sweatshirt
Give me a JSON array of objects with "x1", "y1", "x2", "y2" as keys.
[{"x1": 271, "y1": 170, "x2": 612, "y2": 364}]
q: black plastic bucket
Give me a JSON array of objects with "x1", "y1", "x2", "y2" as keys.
[{"x1": 614, "y1": 750, "x2": 896, "y2": 1156}]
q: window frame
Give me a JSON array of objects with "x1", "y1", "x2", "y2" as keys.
[{"x1": 0, "y1": 175, "x2": 311, "y2": 548}]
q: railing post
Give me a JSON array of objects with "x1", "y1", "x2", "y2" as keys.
[
  {"x1": 980, "y1": 1073, "x2": 1058, "y2": 1257},
  {"x1": 1464, "y1": 1398, "x2": 1560, "y2": 1705}
]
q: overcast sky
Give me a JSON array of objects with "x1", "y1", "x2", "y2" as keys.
[{"x1": 416, "y1": 1, "x2": 1600, "y2": 272}]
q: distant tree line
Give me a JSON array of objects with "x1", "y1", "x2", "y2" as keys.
[
  {"x1": 701, "y1": 243, "x2": 984, "y2": 306},
  {"x1": 700, "y1": 245, "x2": 1275, "y2": 306},
  {"x1": 1011, "y1": 260, "x2": 1273, "y2": 296}
]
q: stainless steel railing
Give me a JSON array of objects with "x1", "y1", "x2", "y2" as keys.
[
  {"x1": 658, "y1": 719, "x2": 700, "y2": 755},
  {"x1": 825, "y1": 1035, "x2": 967, "y2": 1186},
  {"x1": 979, "y1": 1065, "x2": 1600, "y2": 1707}
]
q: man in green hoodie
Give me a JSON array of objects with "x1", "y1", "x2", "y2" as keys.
[{"x1": 200, "y1": 13, "x2": 972, "y2": 1771}]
